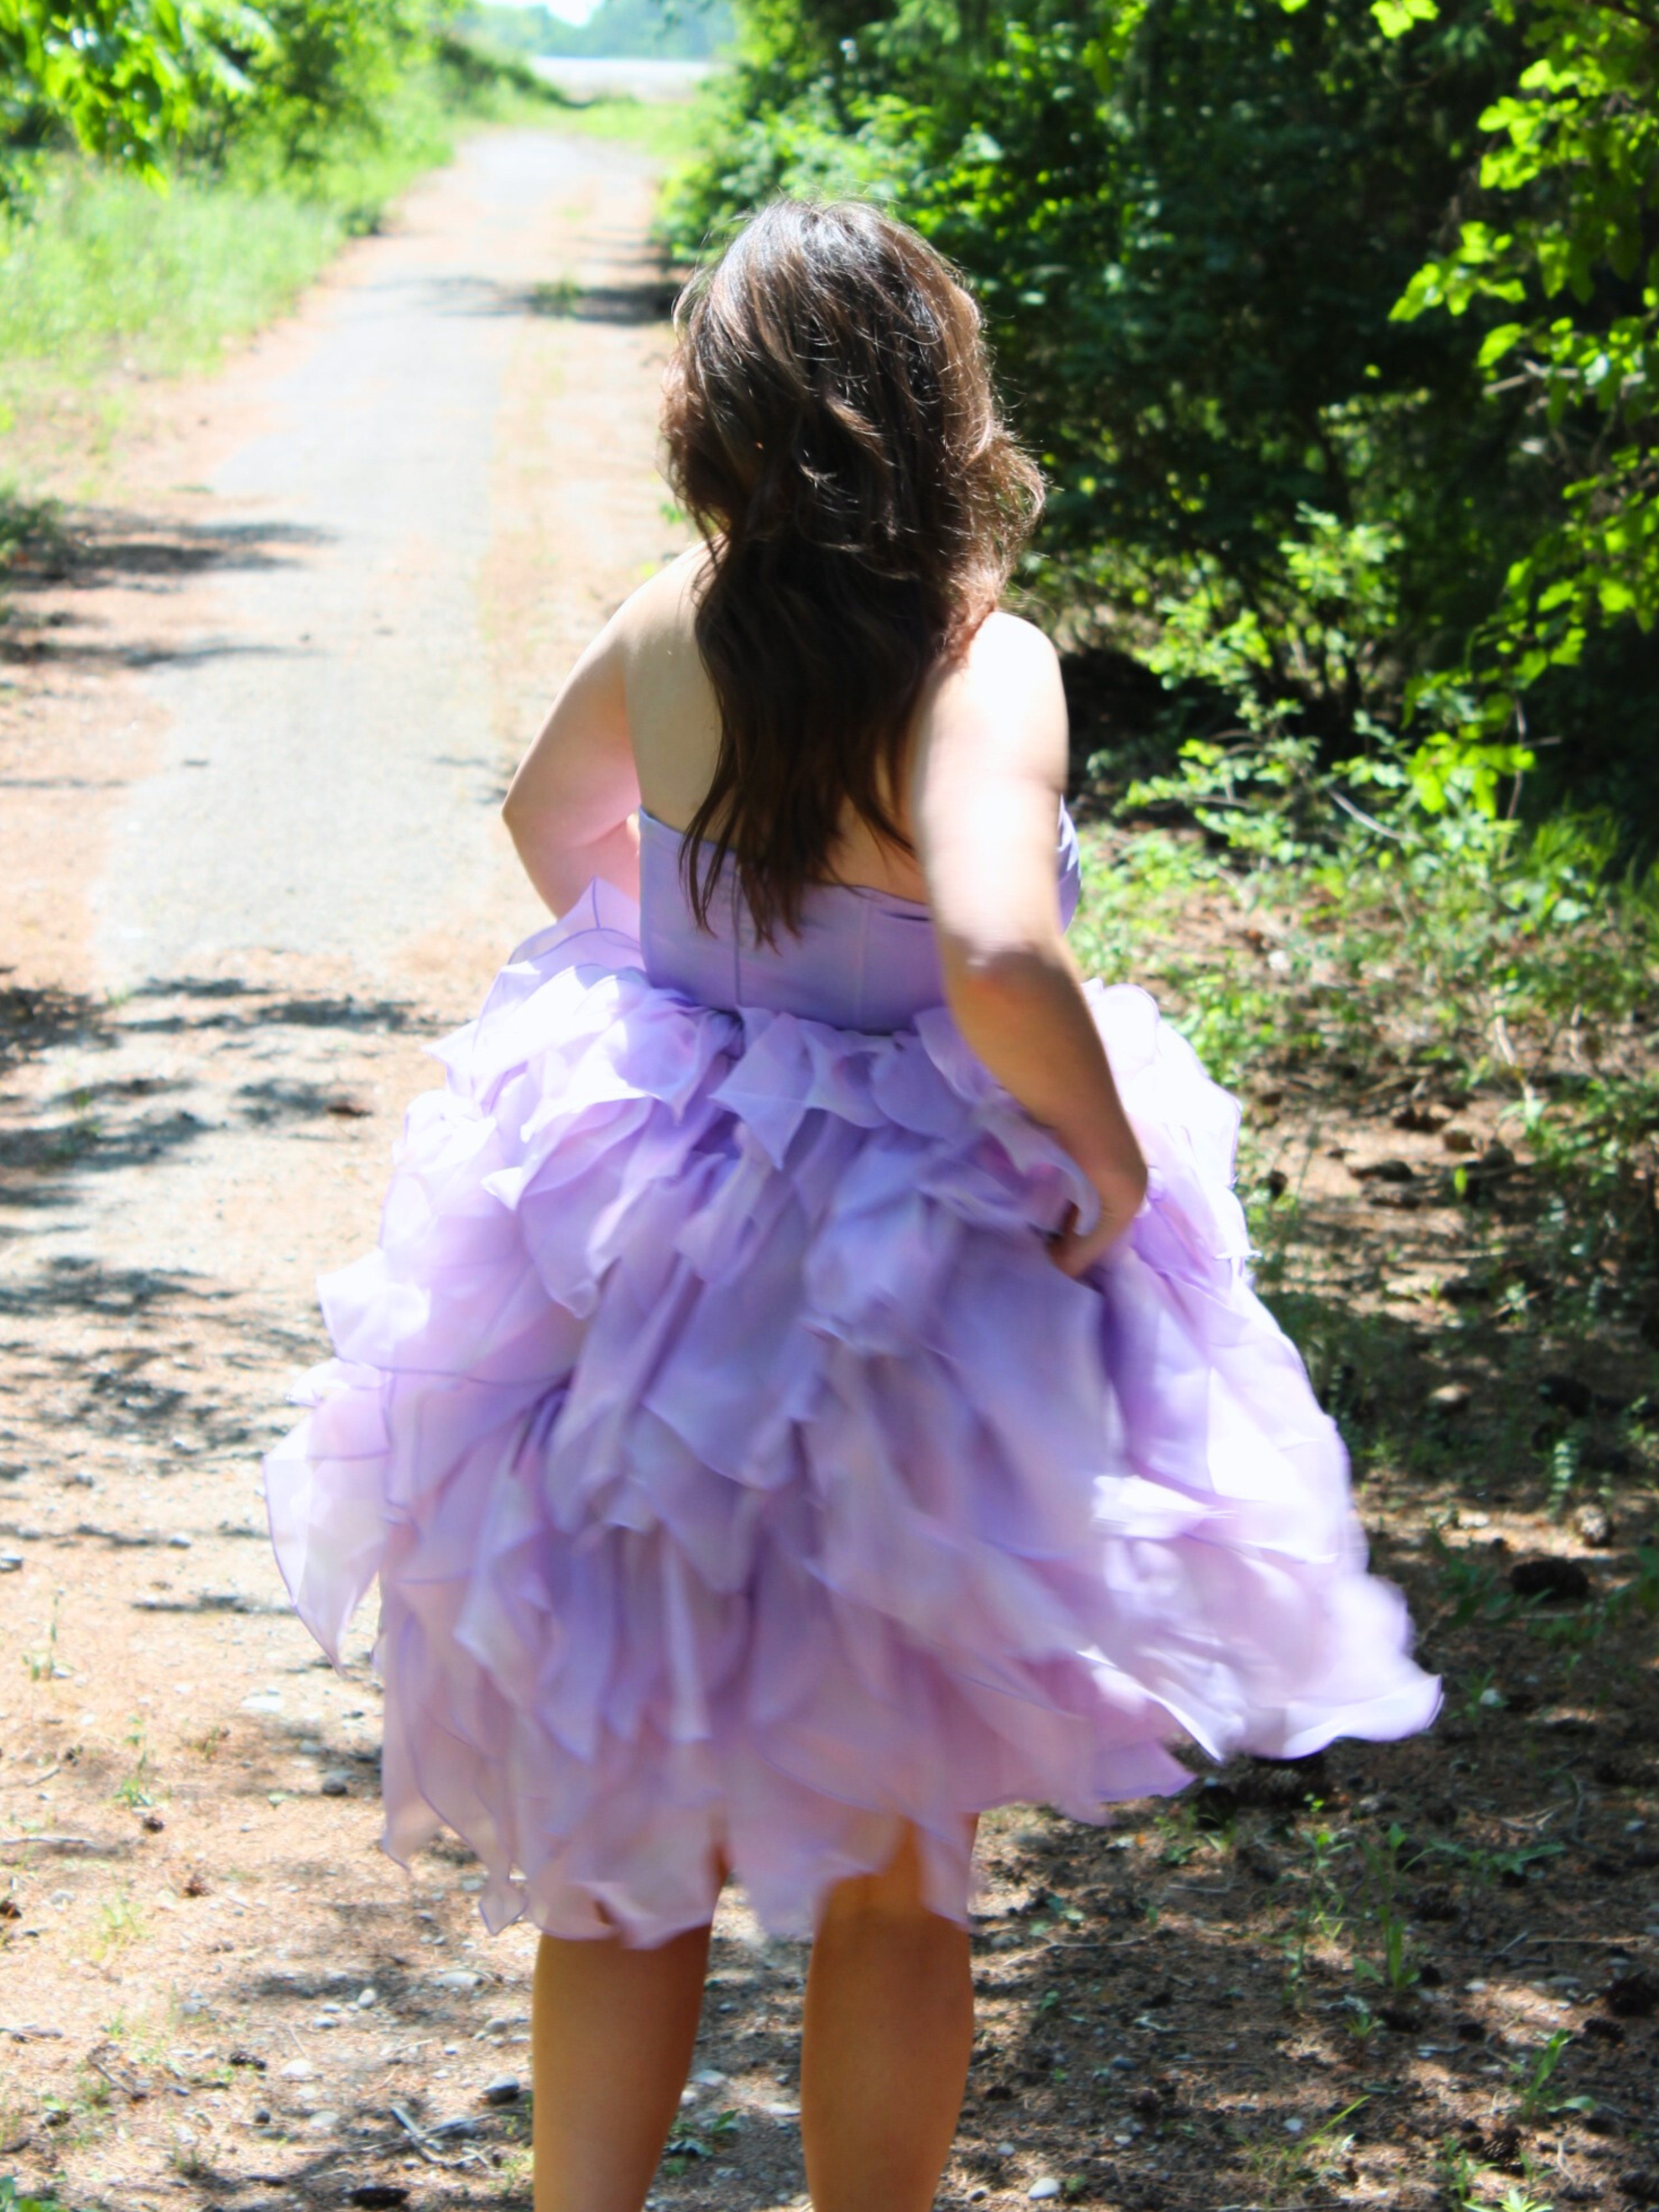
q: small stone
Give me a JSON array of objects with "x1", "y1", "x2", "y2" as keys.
[
  {"x1": 481, "y1": 2074, "x2": 521, "y2": 2106},
  {"x1": 252, "y1": 2105, "x2": 272, "y2": 2125},
  {"x1": 1029, "y1": 2182, "x2": 1062, "y2": 2202},
  {"x1": 1108, "y1": 2054, "x2": 1136, "y2": 2072},
  {"x1": 166, "y1": 1532, "x2": 192, "y2": 1549},
  {"x1": 1573, "y1": 1501, "x2": 1615, "y2": 1548},
  {"x1": 691, "y1": 2067, "x2": 726, "y2": 2088},
  {"x1": 320, "y1": 1769, "x2": 353, "y2": 1797},
  {"x1": 0, "y1": 1553, "x2": 23, "y2": 1573},
  {"x1": 305, "y1": 2109, "x2": 340, "y2": 2132},
  {"x1": 357, "y1": 1987, "x2": 378, "y2": 2008},
  {"x1": 278, "y1": 2059, "x2": 315, "y2": 2081},
  {"x1": 1478, "y1": 1687, "x2": 1505, "y2": 1709},
  {"x1": 1285, "y1": 2116, "x2": 1305, "y2": 2135},
  {"x1": 432, "y1": 1969, "x2": 482, "y2": 1992},
  {"x1": 240, "y1": 1688, "x2": 283, "y2": 1714},
  {"x1": 995, "y1": 2142, "x2": 1016, "y2": 2158},
  {"x1": 1428, "y1": 1383, "x2": 1471, "y2": 1413},
  {"x1": 764, "y1": 2100, "x2": 801, "y2": 2119}
]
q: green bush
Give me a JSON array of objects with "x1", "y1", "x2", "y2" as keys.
[{"x1": 666, "y1": 0, "x2": 1659, "y2": 823}]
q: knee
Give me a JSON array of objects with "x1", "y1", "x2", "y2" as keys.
[{"x1": 817, "y1": 1823, "x2": 943, "y2": 1933}]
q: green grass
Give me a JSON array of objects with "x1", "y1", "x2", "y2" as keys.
[
  {"x1": 549, "y1": 95, "x2": 705, "y2": 163},
  {"x1": 0, "y1": 164, "x2": 360, "y2": 392}
]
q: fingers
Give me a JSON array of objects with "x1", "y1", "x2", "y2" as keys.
[{"x1": 1046, "y1": 1210, "x2": 1132, "y2": 1277}]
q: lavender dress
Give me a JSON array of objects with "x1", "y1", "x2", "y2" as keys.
[{"x1": 265, "y1": 804, "x2": 1438, "y2": 1944}]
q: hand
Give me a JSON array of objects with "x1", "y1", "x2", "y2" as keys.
[{"x1": 1045, "y1": 1161, "x2": 1147, "y2": 1278}]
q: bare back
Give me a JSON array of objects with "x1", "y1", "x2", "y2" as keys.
[{"x1": 619, "y1": 548, "x2": 933, "y2": 903}]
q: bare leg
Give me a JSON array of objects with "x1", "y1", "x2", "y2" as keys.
[
  {"x1": 532, "y1": 1920, "x2": 711, "y2": 2212},
  {"x1": 800, "y1": 1823, "x2": 976, "y2": 2212}
]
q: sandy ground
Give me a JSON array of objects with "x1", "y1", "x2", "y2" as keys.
[{"x1": 2, "y1": 122, "x2": 1656, "y2": 2212}]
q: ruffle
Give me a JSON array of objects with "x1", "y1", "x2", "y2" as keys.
[{"x1": 264, "y1": 879, "x2": 1439, "y2": 1945}]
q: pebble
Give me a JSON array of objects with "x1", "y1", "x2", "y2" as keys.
[
  {"x1": 691, "y1": 2068, "x2": 727, "y2": 2088},
  {"x1": 240, "y1": 1689, "x2": 283, "y2": 1714},
  {"x1": 166, "y1": 1532, "x2": 192, "y2": 1549},
  {"x1": 1285, "y1": 2117, "x2": 1305, "y2": 2135},
  {"x1": 279, "y1": 2060, "x2": 315, "y2": 2081},
  {"x1": 1107, "y1": 2053, "x2": 1136, "y2": 2072},
  {"x1": 253, "y1": 2106, "x2": 272, "y2": 2124},
  {"x1": 995, "y1": 2141, "x2": 1016, "y2": 2158},
  {"x1": 481, "y1": 2075, "x2": 521, "y2": 2106},
  {"x1": 433, "y1": 1969, "x2": 482, "y2": 1992},
  {"x1": 1428, "y1": 1382, "x2": 1470, "y2": 1413},
  {"x1": 764, "y1": 2101, "x2": 801, "y2": 2120},
  {"x1": 1574, "y1": 1500, "x2": 1615, "y2": 1547},
  {"x1": 357, "y1": 1987, "x2": 378, "y2": 2007},
  {"x1": 0, "y1": 1553, "x2": 23, "y2": 1574},
  {"x1": 1029, "y1": 2183, "x2": 1061, "y2": 2202},
  {"x1": 320, "y1": 1770, "x2": 353, "y2": 1797},
  {"x1": 305, "y1": 2110, "x2": 341, "y2": 2133}
]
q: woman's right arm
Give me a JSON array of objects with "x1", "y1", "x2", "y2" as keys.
[{"x1": 912, "y1": 614, "x2": 1147, "y2": 1275}]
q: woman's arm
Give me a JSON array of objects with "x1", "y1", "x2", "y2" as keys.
[
  {"x1": 502, "y1": 614, "x2": 642, "y2": 914},
  {"x1": 912, "y1": 615, "x2": 1147, "y2": 1275}
]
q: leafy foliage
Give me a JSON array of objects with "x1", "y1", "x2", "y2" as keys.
[
  {"x1": 1384, "y1": 0, "x2": 1659, "y2": 811},
  {"x1": 0, "y1": 1, "x2": 208, "y2": 195},
  {"x1": 669, "y1": 0, "x2": 1658, "y2": 819},
  {"x1": 0, "y1": 0, "x2": 457, "y2": 207}
]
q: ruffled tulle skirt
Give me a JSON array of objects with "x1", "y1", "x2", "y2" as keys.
[{"x1": 264, "y1": 880, "x2": 1439, "y2": 1944}]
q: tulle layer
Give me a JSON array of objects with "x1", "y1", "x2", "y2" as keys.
[{"x1": 264, "y1": 881, "x2": 1439, "y2": 1944}]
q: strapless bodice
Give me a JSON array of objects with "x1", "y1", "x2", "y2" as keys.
[{"x1": 639, "y1": 802, "x2": 1081, "y2": 1031}]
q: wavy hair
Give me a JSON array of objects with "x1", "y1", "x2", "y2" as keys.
[{"x1": 661, "y1": 197, "x2": 1042, "y2": 942}]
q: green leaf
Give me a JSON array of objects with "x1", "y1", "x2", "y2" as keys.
[{"x1": 1371, "y1": 0, "x2": 1439, "y2": 37}]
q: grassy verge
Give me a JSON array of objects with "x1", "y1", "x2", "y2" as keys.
[
  {"x1": 544, "y1": 95, "x2": 706, "y2": 164},
  {"x1": 1068, "y1": 740, "x2": 1659, "y2": 1536}
]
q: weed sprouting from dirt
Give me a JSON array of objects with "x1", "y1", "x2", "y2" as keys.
[{"x1": 89, "y1": 1890, "x2": 143, "y2": 1963}]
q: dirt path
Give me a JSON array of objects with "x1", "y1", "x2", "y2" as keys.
[
  {"x1": 2, "y1": 123, "x2": 1656, "y2": 2212},
  {"x1": 0, "y1": 126, "x2": 709, "y2": 2212}
]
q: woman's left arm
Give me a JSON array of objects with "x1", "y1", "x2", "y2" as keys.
[{"x1": 502, "y1": 617, "x2": 641, "y2": 914}]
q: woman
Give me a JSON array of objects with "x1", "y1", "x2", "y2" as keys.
[{"x1": 266, "y1": 198, "x2": 1438, "y2": 2212}]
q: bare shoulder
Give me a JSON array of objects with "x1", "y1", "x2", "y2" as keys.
[
  {"x1": 915, "y1": 610, "x2": 1068, "y2": 790},
  {"x1": 612, "y1": 544, "x2": 710, "y2": 658},
  {"x1": 961, "y1": 609, "x2": 1062, "y2": 682}
]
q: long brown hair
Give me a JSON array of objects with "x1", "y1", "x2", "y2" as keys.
[{"x1": 661, "y1": 198, "x2": 1042, "y2": 942}]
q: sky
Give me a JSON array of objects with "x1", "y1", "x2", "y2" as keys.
[{"x1": 489, "y1": 0, "x2": 607, "y2": 24}]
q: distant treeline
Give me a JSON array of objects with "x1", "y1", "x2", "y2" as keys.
[{"x1": 462, "y1": 0, "x2": 733, "y2": 61}]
